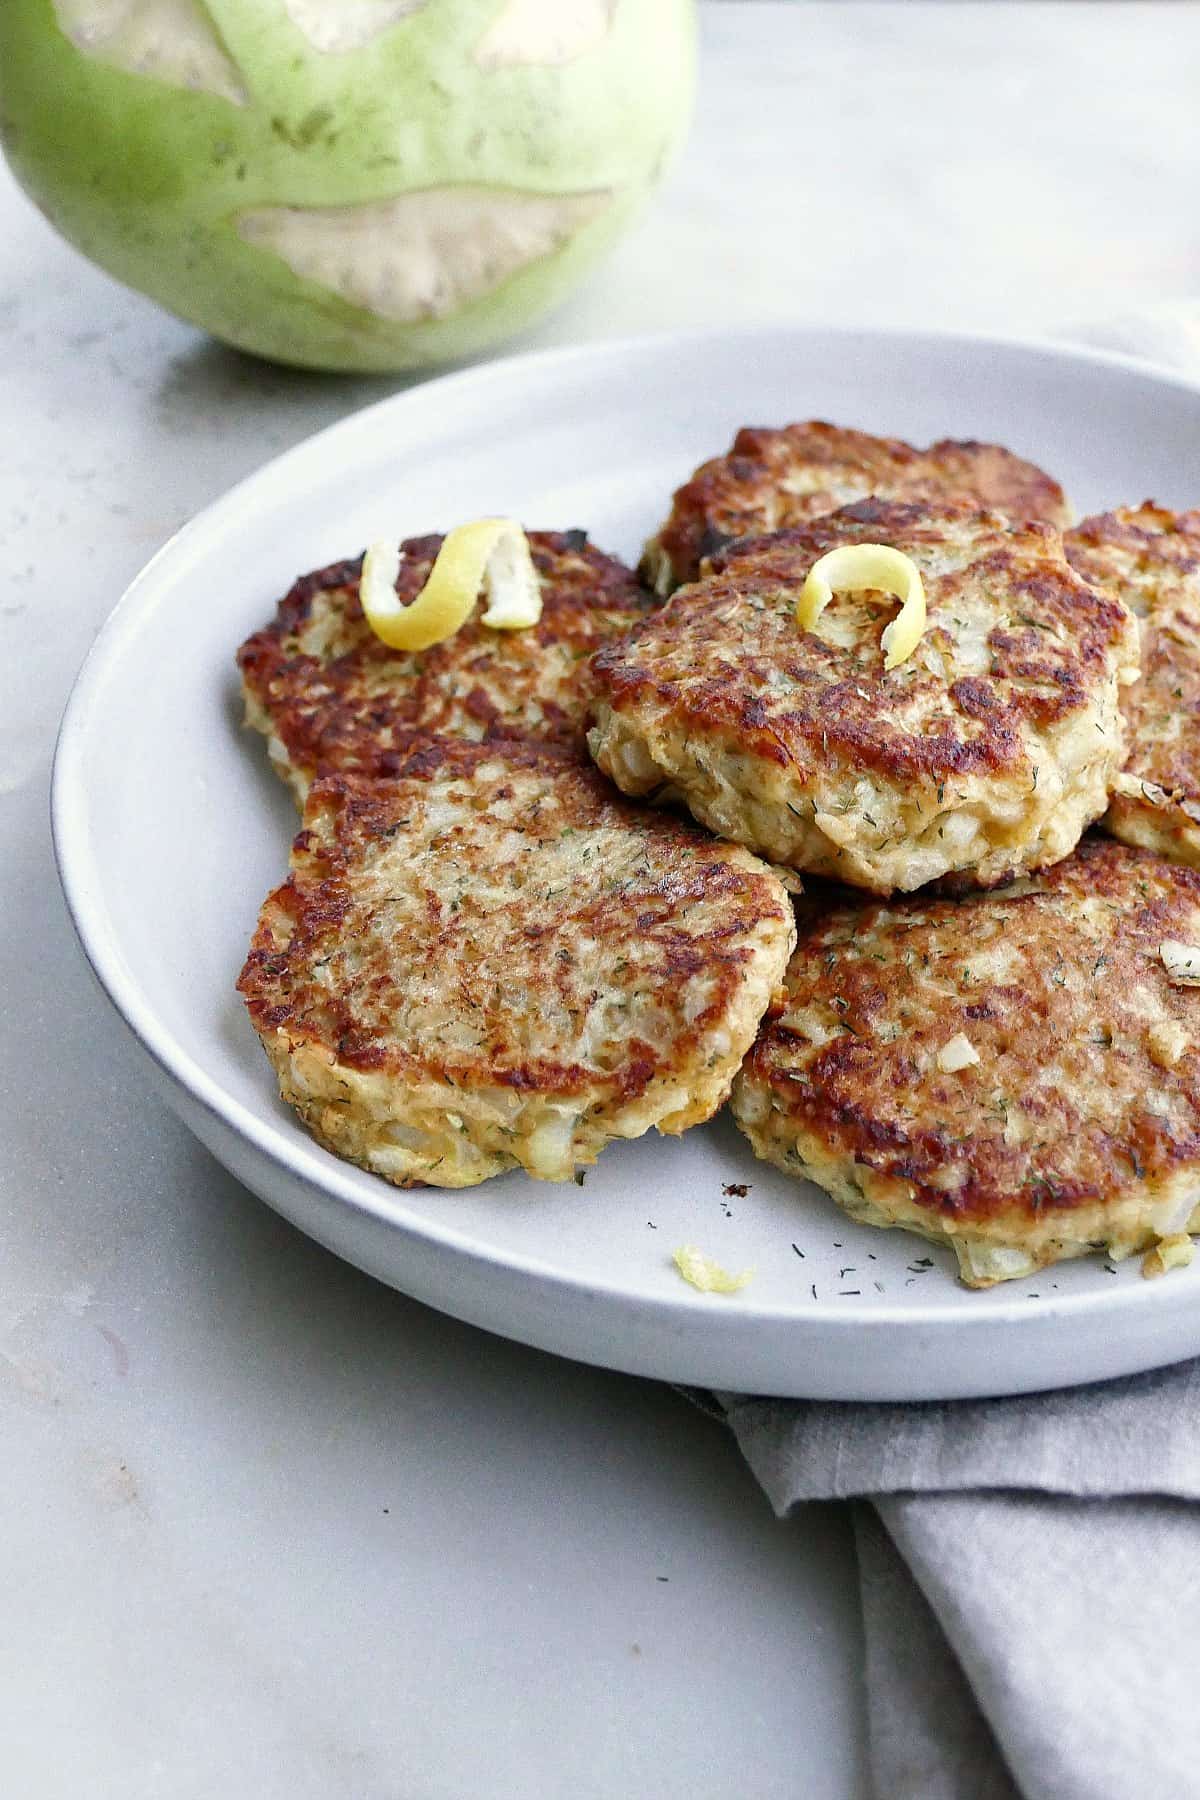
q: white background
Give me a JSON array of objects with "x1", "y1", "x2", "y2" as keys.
[{"x1": 3, "y1": 5, "x2": 1198, "y2": 1795}]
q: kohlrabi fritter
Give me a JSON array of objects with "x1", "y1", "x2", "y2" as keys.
[
  {"x1": 238, "y1": 738, "x2": 796, "y2": 1189},
  {"x1": 643, "y1": 419, "x2": 1070, "y2": 593},
  {"x1": 1067, "y1": 503, "x2": 1200, "y2": 866},
  {"x1": 732, "y1": 838, "x2": 1200, "y2": 1286},
  {"x1": 590, "y1": 499, "x2": 1139, "y2": 894},
  {"x1": 238, "y1": 529, "x2": 654, "y2": 805}
]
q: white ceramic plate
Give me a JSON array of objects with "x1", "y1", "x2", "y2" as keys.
[{"x1": 53, "y1": 326, "x2": 1200, "y2": 1399}]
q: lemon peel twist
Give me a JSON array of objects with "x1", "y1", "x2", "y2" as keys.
[
  {"x1": 360, "y1": 518, "x2": 542, "y2": 652},
  {"x1": 797, "y1": 543, "x2": 927, "y2": 671}
]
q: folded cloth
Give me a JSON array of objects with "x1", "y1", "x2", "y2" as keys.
[
  {"x1": 717, "y1": 1366, "x2": 1200, "y2": 1800},
  {"x1": 851, "y1": 1506, "x2": 1017, "y2": 1800},
  {"x1": 709, "y1": 305, "x2": 1200, "y2": 1800}
]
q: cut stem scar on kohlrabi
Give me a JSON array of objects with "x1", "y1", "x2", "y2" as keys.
[
  {"x1": 797, "y1": 543, "x2": 927, "y2": 671},
  {"x1": 360, "y1": 518, "x2": 543, "y2": 652}
]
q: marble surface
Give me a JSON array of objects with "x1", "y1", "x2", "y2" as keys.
[{"x1": 3, "y1": 5, "x2": 1199, "y2": 1795}]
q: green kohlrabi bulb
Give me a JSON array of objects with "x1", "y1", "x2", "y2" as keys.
[{"x1": 0, "y1": 0, "x2": 695, "y2": 371}]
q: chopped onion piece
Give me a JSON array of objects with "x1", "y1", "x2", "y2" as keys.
[
  {"x1": 673, "y1": 1245, "x2": 753, "y2": 1295},
  {"x1": 1160, "y1": 941, "x2": 1200, "y2": 986},
  {"x1": 1142, "y1": 1235, "x2": 1196, "y2": 1279},
  {"x1": 937, "y1": 1032, "x2": 980, "y2": 1073}
]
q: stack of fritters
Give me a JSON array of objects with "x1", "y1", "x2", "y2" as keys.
[
  {"x1": 235, "y1": 417, "x2": 1200, "y2": 1287},
  {"x1": 237, "y1": 529, "x2": 795, "y2": 1188},
  {"x1": 614, "y1": 421, "x2": 1200, "y2": 1283}
]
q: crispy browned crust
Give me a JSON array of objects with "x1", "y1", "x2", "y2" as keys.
[
  {"x1": 237, "y1": 530, "x2": 653, "y2": 798},
  {"x1": 590, "y1": 500, "x2": 1137, "y2": 824},
  {"x1": 646, "y1": 421, "x2": 1070, "y2": 590},
  {"x1": 630, "y1": 502, "x2": 1127, "y2": 774},
  {"x1": 736, "y1": 837, "x2": 1200, "y2": 1231},
  {"x1": 238, "y1": 739, "x2": 795, "y2": 1185},
  {"x1": 1067, "y1": 504, "x2": 1200, "y2": 863}
]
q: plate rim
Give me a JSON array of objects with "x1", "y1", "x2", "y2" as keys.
[{"x1": 51, "y1": 321, "x2": 1200, "y2": 1386}]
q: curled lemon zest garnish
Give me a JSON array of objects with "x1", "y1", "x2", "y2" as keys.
[
  {"x1": 673, "y1": 1245, "x2": 753, "y2": 1294},
  {"x1": 798, "y1": 543, "x2": 927, "y2": 671},
  {"x1": 360, "y1": 517, "x2": 542, "y2": 652}
]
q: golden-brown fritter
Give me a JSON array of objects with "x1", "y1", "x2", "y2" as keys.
[
  {"x1": 1066, "y1": 504, "x2": 1200, "y2": 865},
  {"x1": 732, "y1": 838, "x2": 1200, "y2": 1286},
  {"x1": 237, "y1": 529, "x2": 653, "y2": 804},
  {"x1": 589, "y1": 499, "x2": 1139, "y2": 894},
  {"x1": 643, "y1": 421, "x2": 1071, "y2": 592},
  {"x1": 238, "y1": 738, "x2": 796, "y2": 1189}
]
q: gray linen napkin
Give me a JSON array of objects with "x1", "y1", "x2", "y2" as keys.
[
  {"x1": 716, "y1": 1365, "x2": 1200, "y2": 1800},
  {"x1": 711, "y1": 307, "x2": 1200, "y2": 1800}
]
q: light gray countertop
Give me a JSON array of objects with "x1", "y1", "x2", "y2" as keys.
[{"x1": 3, "y1": 6, "x2": 1198, "y2": 1795}]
